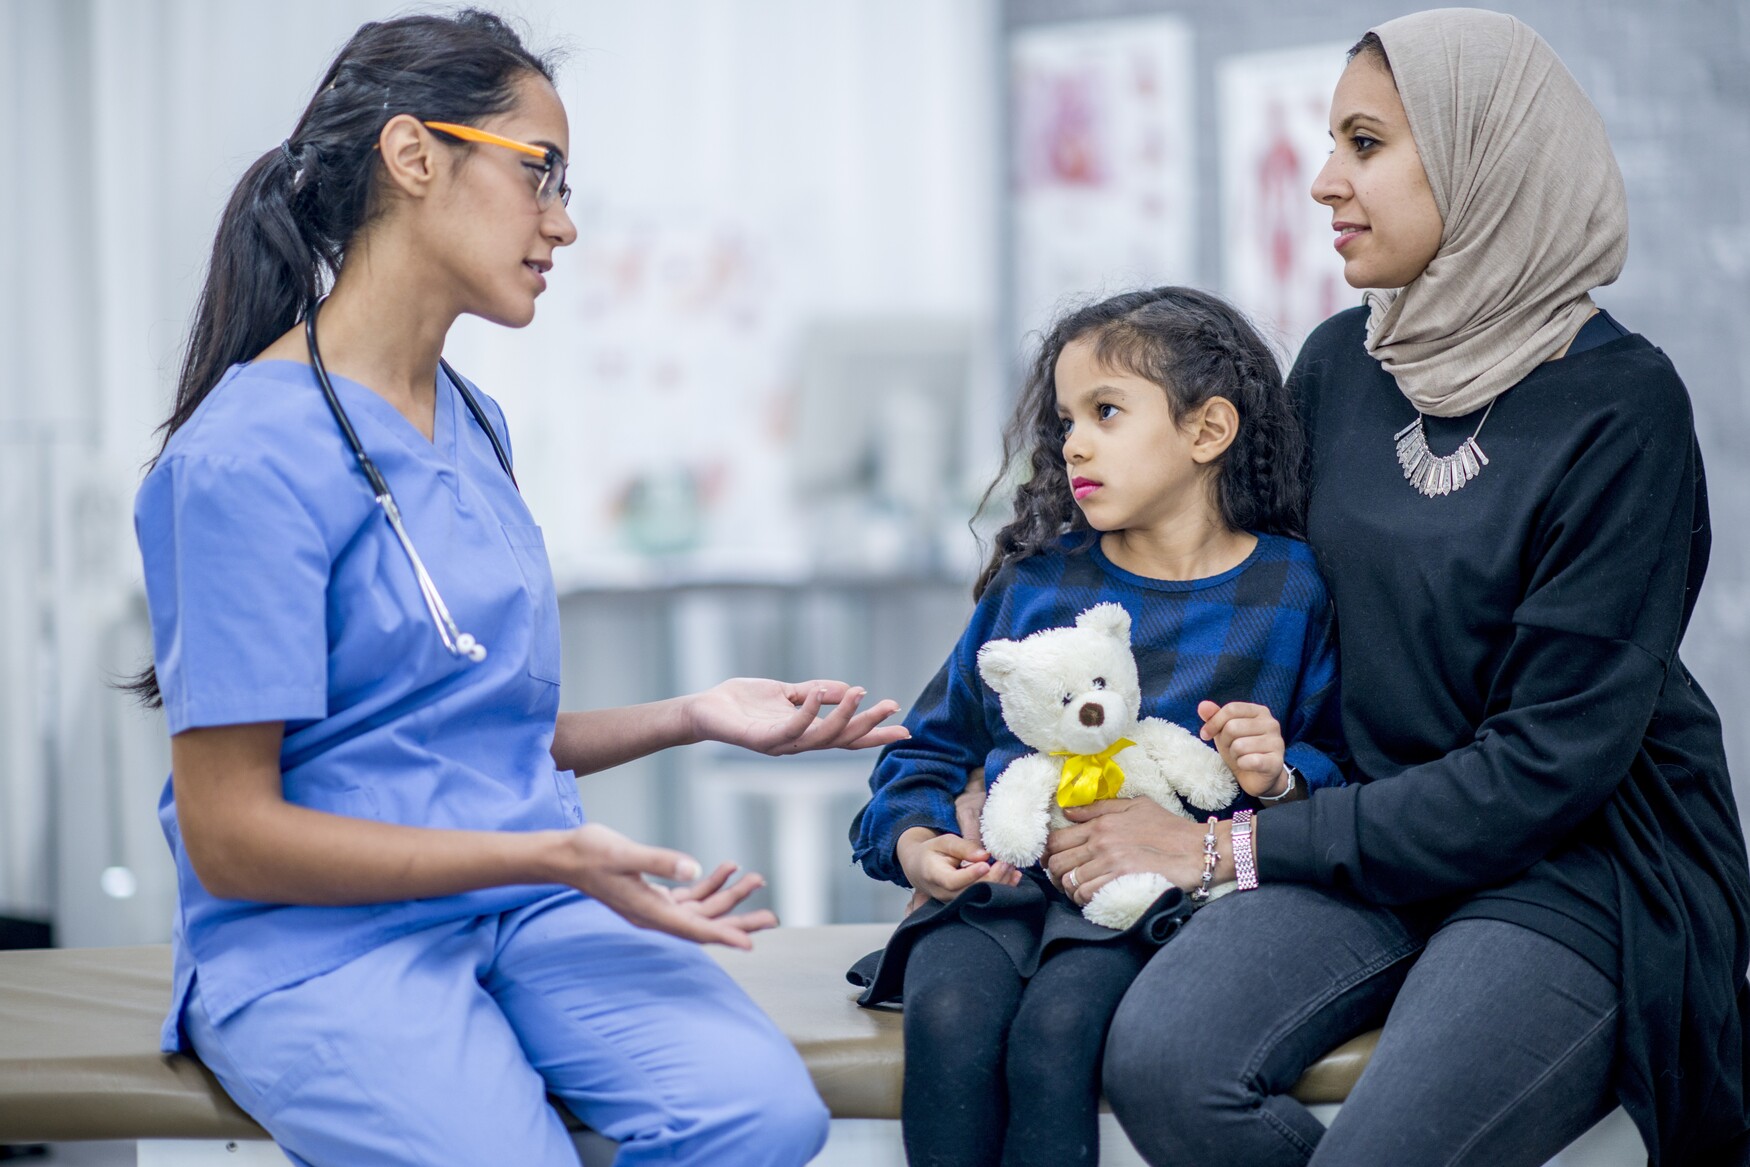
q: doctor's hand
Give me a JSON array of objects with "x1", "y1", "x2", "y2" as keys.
[
  {"x1": 555, "y1": 823, "x2": 775, "y2": 949},
  {"x1": 686, "y1": 678, "x2": 909, "y2": 756}
]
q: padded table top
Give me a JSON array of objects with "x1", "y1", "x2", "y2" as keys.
[{"x1": 0, "y1": 925, "x2": 1377, "y2": 1142}]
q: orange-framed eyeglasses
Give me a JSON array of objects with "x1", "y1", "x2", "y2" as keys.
[{"x1": 422, "y1": 120, "x2": 571, "y2": 209}]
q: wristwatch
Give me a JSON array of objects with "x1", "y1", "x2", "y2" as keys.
[{"x1": 1258, "y1": 764, "x2": 1299, "y2": 803}]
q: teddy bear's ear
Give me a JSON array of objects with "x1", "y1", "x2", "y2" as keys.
[
  {"x1": 1075, "y1": 602, "x2": 1132, "y2": 644},
  {"x1": 977, "y1": 638, "x2": 1024, "y2": 694}
]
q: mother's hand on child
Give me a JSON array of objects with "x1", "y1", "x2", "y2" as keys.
[
  {"x1": 687, "y1": 677, "x2": 909, "y2": 755},
  {"x1": 955, "y1": 767, "x2": 990, "y2": 841},
  {"x1": 1045, "y1": 798, "x2": 1214, "y2": 907},
  {"x1": 555, "y1": 824, "x2": 775, "y2": 949}
]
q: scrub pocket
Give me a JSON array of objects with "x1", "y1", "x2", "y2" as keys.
[{"x1": 502, "y1": 523, "x2": 563, "y2": 685}]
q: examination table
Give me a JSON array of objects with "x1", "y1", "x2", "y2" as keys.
[{"x1": 0, "y1": 924, "x2": 1427, "y2": 1162}]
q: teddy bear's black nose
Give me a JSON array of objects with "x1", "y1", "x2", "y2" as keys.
[{"x1": 1079, "y1": 702, "x2": 1105, "y2": 727}]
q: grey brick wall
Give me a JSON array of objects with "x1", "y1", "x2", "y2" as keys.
[{"x1": 1008, "y1": 0, "x2": 1750, "y2": 816}]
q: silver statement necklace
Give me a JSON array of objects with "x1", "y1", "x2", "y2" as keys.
[{"x1": 1393, "y1": 399, "x2": 1496, "y2": 498}]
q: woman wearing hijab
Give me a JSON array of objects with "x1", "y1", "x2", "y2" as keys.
[{"x1": 1035, "y1": 9, "x2": 1750, "y2": 1164}]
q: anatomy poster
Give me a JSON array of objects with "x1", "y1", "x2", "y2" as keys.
[
  {"x1": 447, "y1": 206, "x2": 810, "y2": 589},
  {"x1": 1011, "y1": 17, "x2": 1195, "y2": 342},
  {"x1": 1217, "y1": 44, "x2": 1353, "y2": 363}
]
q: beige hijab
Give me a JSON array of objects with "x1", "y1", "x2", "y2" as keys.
[{"x1": 1363, "y1": 9, "x2": 1628, "y2": 418}]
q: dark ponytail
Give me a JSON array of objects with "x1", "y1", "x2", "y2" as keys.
[
  {"x1": 972, "y1": 286, "x2": 1305, "y2": 599},
  {"x1": 160, "y1": 143, "x2": 322, "y2": 447},
  {"x1": 125, "y1": 8, "x2": 556, "y2": 707}
]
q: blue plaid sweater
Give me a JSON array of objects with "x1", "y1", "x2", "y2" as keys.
[{"x1": 851, "y1": 533, "x2": 1345, "y2": 887}]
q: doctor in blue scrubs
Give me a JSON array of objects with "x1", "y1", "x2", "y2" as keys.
[{"x1": 128, "y1": 12, "x2": 907, "y2": 1166}]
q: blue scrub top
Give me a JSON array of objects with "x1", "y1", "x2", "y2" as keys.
[{"x1": 134, "y1": 359, "x2": 583, "y2": 1052}]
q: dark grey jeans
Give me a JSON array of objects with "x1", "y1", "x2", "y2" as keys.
[{"x1": 1103, "y1": 884, "x2": 1620, "y2": 1167}]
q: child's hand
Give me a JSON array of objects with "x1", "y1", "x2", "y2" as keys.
[
  {"x1": 1197, "y1": 700, "x2": 1290, "y2": 799},
  {"x1": 902, "y1": 859, "x2": 1020, "y2": 917},
  {"x1": 956, "y1": 769, "x2": 1022, "y2": 888},
  {"x1": 897, "y1": 827, "x2": 1004, "y2": 905},
  {"x1": 899, "y1": 771, "x2": 1018, "y2": 915},
  {"x1": 977, "y1": 860, "x2": 1023, "y2": 888}
]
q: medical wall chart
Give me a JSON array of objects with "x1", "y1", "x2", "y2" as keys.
[
  {"x1": 1010, "y1": 16, "x2": 1196, "y2": 344},
  {"x1": 1217, "y1": 44, "x2": 1353, "y2": 364},
  {"x1": 508, "y1": 208, "x2": 811, "y2": 589}
]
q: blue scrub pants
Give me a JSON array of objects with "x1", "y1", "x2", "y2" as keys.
[{"x1": 184, "y1": 891, "x2": 831, "y2": 1167}]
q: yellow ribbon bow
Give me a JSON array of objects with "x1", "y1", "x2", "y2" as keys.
[{"x1": 1049, "y1": 738, "x2": 1136, "y2": 809}]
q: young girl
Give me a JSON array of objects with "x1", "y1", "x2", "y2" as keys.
[{"x1": 849, "y1": 286, "x2": 1345, "y2": 1167}]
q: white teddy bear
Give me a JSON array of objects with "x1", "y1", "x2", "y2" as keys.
[{"x1": 977, "y1": 603, "x2": 1240, "y2": 929}]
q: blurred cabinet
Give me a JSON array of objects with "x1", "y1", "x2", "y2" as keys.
[{"x1": 558, "y1": 578, "x2": 975, "y2": 925}]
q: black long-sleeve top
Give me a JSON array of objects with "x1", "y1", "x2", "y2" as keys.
[{"x1": 1263, "y1": 307, "x2": 1750, "y2": 1164}]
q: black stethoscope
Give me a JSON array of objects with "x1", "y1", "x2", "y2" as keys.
[{"x1": 306, "y1": 298, "x2": 516, "y2": 664}]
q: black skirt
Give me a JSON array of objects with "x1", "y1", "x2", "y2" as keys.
[{"x1": 847, "y1": 869, "x2": 1195, "y2": 1007}]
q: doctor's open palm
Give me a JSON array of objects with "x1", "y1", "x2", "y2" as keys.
[
  {"x1": 557, "y1": 823, "x2": 778, "y2": 949},
  {"x1": 687, "y1": 678, "x2": 909, "y2": 755},
  {"x1": 555, "y1": 679, "x2": 908, "y2": 945}
]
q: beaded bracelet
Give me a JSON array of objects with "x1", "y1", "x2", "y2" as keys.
[{"x1": 1189, "y1": 815, "x2": 1220, "y2": 902}]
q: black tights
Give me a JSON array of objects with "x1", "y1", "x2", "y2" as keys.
[{"x1": 900, "y1": 920, "x2": 1149, "y2": 1167}]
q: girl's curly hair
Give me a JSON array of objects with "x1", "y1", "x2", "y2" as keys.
[{"x1": 973, "y1": 286, "x2": 1305, "y2": 598}]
